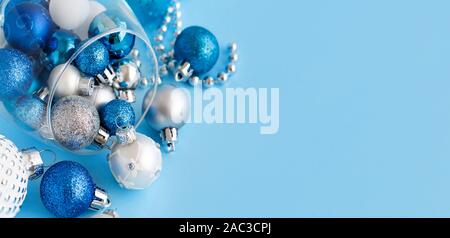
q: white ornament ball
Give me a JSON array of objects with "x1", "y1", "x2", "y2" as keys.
[
  {"x1": 0, "y1": 135, "x2": 29, "y2": 218},
  {"x1": 74, "y1": 1, "x2": 107, "y2": 40},
  {"x1": 50, "y1": 0, "x2": 90, "y2": 30},
  {"x1": 108, "y1": 133, "x2": 162, "y2": 190},
  {"x1": 48, "y1": 64, "x2": 82, "y2": 98},
  {"x1": 87, "y1": 85, "x2": 117, "y2": 111}
]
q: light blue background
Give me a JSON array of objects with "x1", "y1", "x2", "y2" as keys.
[{"x1": 7, "y1": 0, "x2": 450, "y2": 217}]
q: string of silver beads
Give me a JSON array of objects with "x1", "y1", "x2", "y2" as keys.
[{"x1": 153, "y1": 0, "x2": 238, "y2": 88}]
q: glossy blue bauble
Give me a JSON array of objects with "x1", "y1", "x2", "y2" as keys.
[
  {"x1": 100, "y1": 99, "x2": 136, "y2": 135},
  {"x1": 4, "y1": 2, "x2": 55, "y2": 54},
  {"x1": 174, "y1": 26, "x2": 220, "y2": 75},
  {"x1": 5, "y1": 0, "x2": 48, "y2": 14},
  {"x1": 40, "y1": 161, "x2": 96, "y2": 218},
  {"x1": 14, "y1": 94, "x2": 46, "y2": 130},
  {"x1": 43, "y1": 30, "x2": 80, "y2": 71},
  {"x1": 0, "y1": 48, "x2": 33, "y2": 100},
  {"x1": 88, "y1": 11, "x2": 136, "y2": 59},
  {"x1": 75, "y1": 40, "x2": 110, "y2": 76}
]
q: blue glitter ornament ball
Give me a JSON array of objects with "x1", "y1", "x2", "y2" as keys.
[
  {"x1": 43, "y1": 30, "x2": 80, "y2": 71},
  {"x1": 126, "y1": 0, "x2": 171, "y2": 34},
  {"x1": 174, "y1": 26, "x2": 220, "y2": 75},
  {"x1": 40, "y1": 161, "x2": 96, "y2": 218},
  {"x1": 88, "y1": 11, "x2": 136, "y2": 59},
  {"x1": 14, "y1": 95, "x2": 46, "y2": 130},
  {"x1": 75, "y1": 40, "x2": 110, "y2": 76},
  {"x1": 0, "y1": 48, "x2": 33, "y2": 100},
  {"x1": 4, "y1": 2, "x2": 55, "y2": 54},
  {"x1": 100, "y1": 99, "x2": 136, "y2": 135}
]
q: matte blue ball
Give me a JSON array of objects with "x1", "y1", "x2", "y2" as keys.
[
  {"x1": 4, "y1": 2, "x2": 54, "y2": 54},
  {"x1": 14, "y1": 94, "x2": 46, "y2": 130},
  {"x1": 174, "y1": 26, "x2": 220, "y2": 75},
  {"x1": 5, "y1": 0, "x2": 48, "y2": 14},
  {"x1": 44, "y1": 30, "x2": 80, "y2": 71},
  {"x1": 40, "y1": 161, "x2": 96, "y2": 218},
  {"x1": 75, "y1": 41, "x2": 110, "y2": 76},
  {"x1": 100, "y1": 99, "x2": 136, "y2": 135},
  {"x1": 0, "y1": 48, "x2": 33, "y2": 100},
  {"x1": 88, "y1": 11, "x2": 136, "y2": 59}
]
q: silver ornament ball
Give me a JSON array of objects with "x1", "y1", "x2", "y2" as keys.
[
  {"x1": 51, "y1": 96, "x2": 100, "y2": 151},
  {"x1": 142, "y1": 84, "x2": 190, "y2": 131},
  {"x1": 86, "y1": 85, "x2": 117, "y2": 111}
]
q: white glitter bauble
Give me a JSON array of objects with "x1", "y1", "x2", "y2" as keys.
[
  {"x1": 0, "y1": 135, "x2": 29, "y2": 218},
  {"x1": 74, "y1": 1, "x2": 107, "y2": 40},
  {"x1": 108, "y1": 133, "x2": 162, "y2": 190},
  {"x1": 50, "y1": 0, "x2": 91, "y2": 30}
]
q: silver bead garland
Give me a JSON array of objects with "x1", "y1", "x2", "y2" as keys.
[{"x1": 154, "y1": 0, "x2": 239, "y2": 88}]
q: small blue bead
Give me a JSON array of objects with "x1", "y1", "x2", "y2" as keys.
[
  {"x1": 14, "y1": 94, "x2": 46, "y2": 130},
  {"x1": 174, "y1": 26, "x2": 220, "y2": 75},
  {"x1": 0, "y1": 48, "x2": 33, "y2": 100},
  {"x1": 75, "y1": 41, "x2": 110, "y2": 76},
  {"x1": 4, "y1": 2, "x2": 55, "y2": 54},
  {"x1": 43, "y1": 30, "x2": 80, "y2": 71},
  {"x1": 40, "y1": 161, "x2": 96, "y2": 218},
  {"x1": 88, "y1": 11, "x2": 135, "y2": 59},
  {"x1": 100, "y1": 99, "x2": 136, "y2": 135}
]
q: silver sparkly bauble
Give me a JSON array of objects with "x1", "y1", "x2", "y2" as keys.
[
  {"x1": 51, "y1": 96, "x2": 100, "y2": 151},
  {"x1": 86, "y1": 85, "x2": 117, "y2": 111},
  {"x1": 0, "y1": 135, "x2": 44, "y2": 218},
  {"x1": 142, "y1": 84, "x2": 190, "y2": 131},
  {"x1": 108, "y1": 133, "x2": 162, "y2": 190}
]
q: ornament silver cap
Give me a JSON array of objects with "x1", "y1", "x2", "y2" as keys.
[
  {"x1": 116, "y1": 125, "x2": 137, "y2": 145},
  {"x1": 89, "y1": 187, "x2": 111, "y2": 212},
  {"x1": 96, "y1": 65, "x2": 117, "y2": 86},
  {"x1": 160, "y1": 127, "x2": 178, "y2": 153},
  {"x1": 174, "y1": 61, "x2": 194, "y2": 82},
  {"x1": 117, "y1": 90, "x2": 136, "y2": 103},
  {"x1": 34, "y1": 87, "x2": 50, "y2": 102},
  {"x1": 78, "y1": 78, "x2": 95, "y2": 96},
  {"x1": 21, "y1": 148, "x2": 45, "y2": 180},
  {"x1": 94, "y1": 127, "x2": 111, "y2": 147}
]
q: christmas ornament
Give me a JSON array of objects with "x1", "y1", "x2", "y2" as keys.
[
  {"x1": 108, "y1": 128, "x2": 162, "y2": 190},
  {"x1": 75, "y1": 40, "x2": 110, "y2": 76},
  {"x1": 0, "y1": 135, "x2": 47, "y2": 218},
  {"x1": 87, "y1": 85, "x2": 117, "y2": 111},
  {"x1": 4, "y1": 2, "x2": 54, "y2": 54},
  {"x1": 0, "y1": 48, "x2": 33, "y2": 100},
  {"x1": 49, "y1": 0, "x2": 90, "y2": 30},
  {"x1": 151, "y1": 1, "x2": 239, "y2": 87},
  {"x1": 126, "y1": 0, "x2": 172, "y2": 32},
  {"x1": 100, "y1": 99, "x2": 136, "y2": 136},
  {"x1": 43, "y1": 30, "x2": 80, "y2": 71},
  {"x1": 174, "y1": 26, "x2": 219, "y2": 76},
  {"x1": 74, "y1": 1, "x2": 107, "y2": 40},
  {"x1": 14, "y1": 94, "x2": 46, "y2": 131},
  {"x1": 5, "y1": 0, "x2": 48, "y2": 15},
  {"x1": 142, "y1": 84, "x2": 190, "y2": 152},
  {"x1": 112, "y1": 58, "x2": 141, "y2": 102},
  {"x1": 40, "y1": 161, "x2": 111, "y2": 218},
  {"x1": 48, "y1": 64, "x2": 95, "y2": 98},
  {"x1": 88, "y1": 11, "x2": 136, "y2": 59},
  {"x1": 51, "y1": 96, "x2": 100, "y2": 151},
  {"x1": 91, "y1": 209, "x2": 120, "y2": 218}
]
